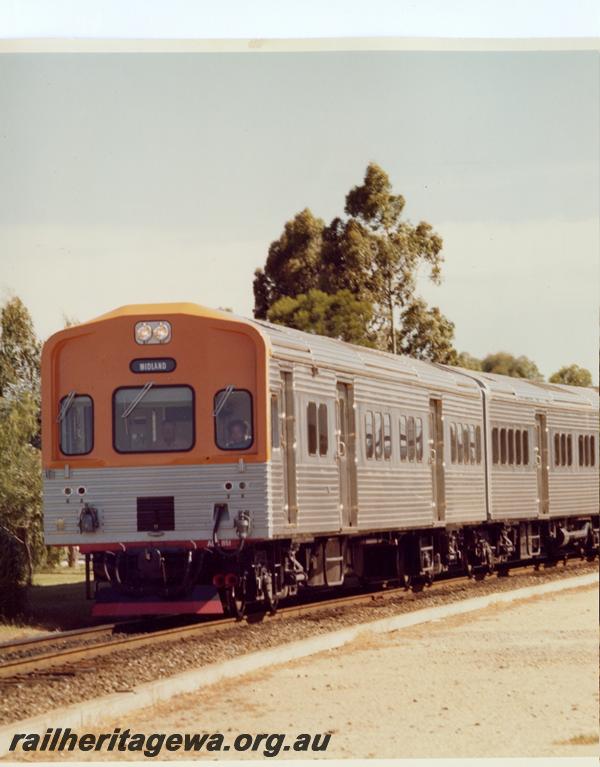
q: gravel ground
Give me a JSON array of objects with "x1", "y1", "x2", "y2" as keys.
[
  {"x1": 95, "y1": 581, "x2": 596, "y2": 760},
  {"x1": 1, "y1": 560, "x2": 597, "y2": 727}
]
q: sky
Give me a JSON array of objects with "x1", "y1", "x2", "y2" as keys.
[
  {"x1": 1, "y1": 0, "x2": 598, "y2": 39},
  {"x1": 0, "y1": 48, "x2": 598, "y2": 380}
]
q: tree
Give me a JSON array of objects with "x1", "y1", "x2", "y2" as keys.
[
  {"x1": 0, "y1": 526, "x2": 30, "y2": 616},
  {"x1": 322, "y1": 163, "x2": 445, "y2": 353},
  {"x1": 456, "y1": 352, "x2": 483, "y2": 371},
  {"x1": 396, "y1": 299, "x2": 458, "y2": 364},
  {"x1": 267, "y1": 289, "x2": 377, "y2": 347},
  {"x1": 549, "y1": 364, "x2": 592, "y2": 387},
  {"x1": 254, "y1": 208, "x2": 325, "y2": 319},
  {"x1": 0, "y1": 391, "x2": 42, "y2": 593},
  {"x1": 0, "y1": 297, "x2": 43, "y2": 612},
  {"x1": 0, "y1": 297, "x2": 40, "y2": 398},
  {"x1": 254, "y1": 163, "x2": 453, "y2": 361},
  {"x1": 482, "y1": 352, "x2": 543, "y2": 381}
]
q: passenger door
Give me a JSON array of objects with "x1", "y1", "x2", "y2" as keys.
[
  {"x1": 336, "y1": 382, "x2": 357, "y2": 528},
  {"x1": 535, "y1": 412, "x2": 549, "y2": 516},
  {"x1": 429, "y1": 398, "x2": 446, "y2": 523}
]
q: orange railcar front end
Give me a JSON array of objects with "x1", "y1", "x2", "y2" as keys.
[{"x1": 41, "y1": 303, "x2": 271, "y2": 616}]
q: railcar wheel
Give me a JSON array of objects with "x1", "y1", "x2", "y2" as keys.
[
  {"x1": 226, "y1": 585, "x2": 246, "y2": 620},
  {"x1": 265, "y1": 589, "x2": 279, "y2": 615},
  {"x1": 406, "y1": 575, "x2": 425, "y2": 593}
]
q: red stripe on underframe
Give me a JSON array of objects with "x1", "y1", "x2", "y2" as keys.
[{"x1": 91, "y1": 598, "x2": 223, "y2": 617}]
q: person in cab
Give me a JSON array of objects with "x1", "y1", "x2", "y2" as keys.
[{"x1": 226, "y1": 419, "x2": 252, "y2": 449}]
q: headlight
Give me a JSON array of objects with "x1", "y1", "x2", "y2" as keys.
[
  {"x1": 135, "y1": 322, "x2": 153, "y2": 343},
  {"x1": 153, "y1": 322, "x2": 170, "y2": 342},
  {"x1": 135, "y1": 320, "x2": 171, "y2": 345}
]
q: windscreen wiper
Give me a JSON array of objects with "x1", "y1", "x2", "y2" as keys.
[
  {"x1": 121, "y1": 382, "x2": 154, "y2": 419},
  {"x1": 57, "y1": 390, "x2": 77, "y2": 423},
  {"x1": 213, "y1": 384, "x2": 235, "y2": 417}
]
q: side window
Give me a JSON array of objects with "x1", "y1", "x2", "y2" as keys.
[
  {"x1": 554, "y1": 433, "x2": 561, "y2": 466},
  {"x1": 383, "y1": 413, "x2": 392, "y2": 460},
  {"x1": 407, "y1": 416, "x2": 416, "y2": 462},
  {"x1": 522, "y1": 429, "x2": 529, "y2": 465},
  {"x1": 475, "y1": 425, "x2": 482, "y2": 464},
  {"x1": 271, "y1": 394, "x2": 280, "y2": 449},
  {"x1": 318, "y1": 403, "x2": 328, "y2": 456},
  {"x1": 566, "y1": 434, "x2": 572, "y2": 466},
  {"x1": 457, "y1": 423, "x2": 464, "y2": 464},
  {"x1": 584, "y1": 435, "x2": 590, "y2": 467},
  {"x1": 365, "y1": 411, "x2": 374, "y2": 459},
  {"x1": 307, "y1": 402, "x2": 317, "y2": 456},
  {"x1": 374, "y1": 412, "x2": 383, "y2": 460},
  {"x1": 462, "y1": 425, "x2": 470, "y2": 465},
  {"x1": 591, "y1": 435, "x2": 596, "y2": 467},
  {"x1": 416, "y1": 417, "x2": 423, "y2": 462},
  {"x1": 492, "y1": 427, "x2": 499, "y2": 464},
  {"x1": 508, "y1": 428, "x2": 515, "y2": 465},
  {"x1": 492, "y1": 425, "x2": 532, "y2": 468},
  {"x1": 59, "y1": 394, "x2": 94, "y2": 456},
  {"x1": 400, "y1": 416, "x2": 408, "y2": 461},
  {"x1": 579, "y1": 435, "x2": 584, "y2": 466},
  {"x1": 214, "y1": 389, "x2": 252, "y2": 451},
  {"x1": 560, "y1": 433, "x2": 566, "y2": 467},
  {"x1": 469, "y1": 424, "x2": 476, "y2": 464},
  {"x1": 450, "y1": 423, "x2": 457, "y2": 464}
]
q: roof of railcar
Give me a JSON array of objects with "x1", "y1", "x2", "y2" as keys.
[
  {"x1": 251, "y1": 318, "x2": 598, "y2": 410},
  {"x1": 253, "y1": 318, "x2": 480, "y2": 394},
  {"x1": 451, "y1": 369, "x2": 599, "y2": 409}
]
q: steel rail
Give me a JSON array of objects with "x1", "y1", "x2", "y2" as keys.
[{"x1": 0, "y1": 623, "x2": 120, "y2": 657}]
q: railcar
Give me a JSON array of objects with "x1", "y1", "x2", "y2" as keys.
[{"x1": 41, "y1": 303, "x2": 599, "y2": 617}]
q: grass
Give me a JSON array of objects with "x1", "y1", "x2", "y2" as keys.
[
  {"x1": 32, "y1": 567, "x2": 86, "y2": 587},
  {"x1": 0, "y1": 564, "x2": 93, "y2": 638}
]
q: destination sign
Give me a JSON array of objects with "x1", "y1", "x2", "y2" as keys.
[{"x1": 130, "y1": 358, "x2": 176, "y2": 374}]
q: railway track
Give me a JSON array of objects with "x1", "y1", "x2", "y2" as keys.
[
  {"x1": 0, "y1": 587, "x2": 400, "y2": 681},
  {"x1": 0, "y1": 558, "x2": 593, "y2": 683},
  {"x1": 0, "y1": 623, "x2": 119, "y2": 658}
]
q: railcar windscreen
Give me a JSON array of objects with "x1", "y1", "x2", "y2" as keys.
[
  {"x1": 214, "y1": 389, "x2": 253, "y2": 450},
  {"x1": 59, "y1": 395, "x2": 94, "y2": 455},
  {"x1": 113, "y1": 385, "x2": 194, "y2": 452}
]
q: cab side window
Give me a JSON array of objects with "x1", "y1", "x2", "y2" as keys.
[
  {"x1": 59, "y1": 394, "x2": 94, "y2": 455},
  {"x1": 214, "y1": 389, "x2": 253, "y2": 450}
]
